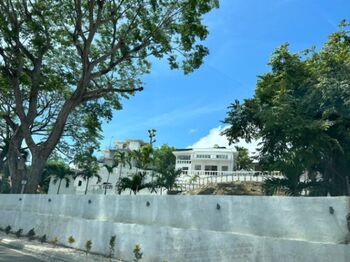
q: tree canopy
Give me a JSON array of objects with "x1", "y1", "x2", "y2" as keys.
[
  {"x1": 0, "y1": 0, "x2": 218, "y2": 193},
  {"x1": 223, "y1": 21, "x2": 350, "y2": 196}
]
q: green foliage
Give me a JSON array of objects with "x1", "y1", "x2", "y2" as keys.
[
  {"x1": 75, "y1": 147, "x2": 101, "y2": 195},
  {"x1": 39, "y1": 235, "x2": 47, "y2": 243},
  {"x1": 0, "y1": 0, "x2": 218, "y2": 193},
  {"x1": 153, "y1": 145, "x2": 176, "y2": 172},
  {"x1": 52, "y1": 236, "x2": 59, "y2": 246},
  {"x1": 133, "y1": 244, "x2": 143, "y2": 262},
  {"x1": 5, "y1": 225, "x2": 11, "y2": 234},
  {"x1": 234, "y1": 146, "x2": 253, "y2": 170},
  {"x1": 223, "y1": 22, "x2": 350, "y2": 196},
  {"x1": 109, "y1": 235, "x2": 117, "y2": 259},
  {"x1": 27, "y1": 228, "x2": 36, "y2": 241},
  {"x1": 117, "y1": 173, "x2": 146, "y2": 195},
  {"x1": 68, "y1": 236, "x2": 75, "y2": 244},
  {"x1": 85, "y1": 240, "x2": 92, "y2": 255},
  {"x1": 41, "y1": 161, "x2": 73, "y2": 194},
  {"x1": 15, "y1": 229, "x2": 23, "y2": 238},
  {"x1": 0, "y1": 173, "x2": 11, "y2": 194}
]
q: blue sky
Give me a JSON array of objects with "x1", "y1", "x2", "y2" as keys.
[{"x1": 100, "y1": 0, "x2": 350, "y2": 151}]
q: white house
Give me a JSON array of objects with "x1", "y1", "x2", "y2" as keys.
[{"x1": 173, "y1": 147, "x2": 237, "y2": 176}]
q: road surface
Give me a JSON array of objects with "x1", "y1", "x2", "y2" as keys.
[{"x1": 0, "y1": 244, "x2": 43, "y2": 262}]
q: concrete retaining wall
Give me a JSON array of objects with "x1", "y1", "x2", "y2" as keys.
[{"x1": 0, "y1": 195, "x2": 349, "y2": 261}]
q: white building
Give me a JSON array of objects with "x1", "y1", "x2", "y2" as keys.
[
  {"x1": 48, "y1": 139, "x2": 150, "y2": 195},
  {"x1": 173, "y1": 147, "x2": 237, "y2": 176}
]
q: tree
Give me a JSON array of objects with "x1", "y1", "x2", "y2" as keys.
[
  {"x1": 0, "y1": 0, "x2": 219, "y2": 193},
  {"x1": 43, "y1": 161, "x2": 74, "y2": 194},
  {"x1": 103, "y1": 163, "x2": 118, "y2": 195},
  {"x1": 117, "y1": 173, "x2": 145, "y2": 195},
  {"x1": 114, "y1": 151, "x2": 132, "y2": 182},
  {"x1": 153, "y1": 144, "x2": 176, "y2": 172},
  {"x1": 157, "y1": 168, "x2": 182, "y2": 192},
  {"x1": 234, "y1": 146, "x2": 253, "y2": 170},
  {"x1": 75, "y1": 148, "x2": 101, "y2": 195},
  {"x1": 223, "y1": 22, "x2": 350, "y2": 196}
]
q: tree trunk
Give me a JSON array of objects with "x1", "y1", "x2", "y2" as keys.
[
  {"x1": 104, "y1": 172, "x2": 111, "y2": 195},
  {"x1": 8, "y1": 133, "x2": 25, "y2": 194},
  {"x1": 85, "y1": 178, "x2": 89, "y2": 195},
  {"x1": 57, "y1": 179, "x2": 62, "y2": 194},
  {"x1": 24, "y1": 153, "x2": 50, "y2": 194}
]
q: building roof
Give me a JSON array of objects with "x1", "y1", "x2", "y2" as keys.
[{"x1": 173, "y1": 147, "x2": 235, "y2": 154}]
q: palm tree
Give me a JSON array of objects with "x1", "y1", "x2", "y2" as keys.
[
  {"x1": 114, "y1": 151, "x2": 132, "y2": 182},
  {"x1": 76, "y1": 168, "x2": 101, "y2": 195},
  {"x1": 117, "y1": 173, "x2": 145, "y2": 195},
  {"x1": 74, "y1": 147, "x2": 101, "y2": 195},
  {"x1": 103, "y1": 163, "x2": 117, "y2": 195},
  {"x1": 156, "y1": 168, "x2": 182, "y2": 194},
  {"x1": 45, "y1": 162, "x2": 74, "y2": 194}
]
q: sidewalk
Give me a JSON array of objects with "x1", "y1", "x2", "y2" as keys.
[{"x1": 0, "y1": 231, "x2": 122, "y2": 262}]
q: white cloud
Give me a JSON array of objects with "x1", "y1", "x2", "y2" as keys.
[
  {"x1": 188, "y1": 125, "x2": 260, "y2": 155},
  {"x1": 188, "y1": 128, "x2": 198, "y2": 134}
]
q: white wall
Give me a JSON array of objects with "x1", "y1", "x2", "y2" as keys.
[{"x1": 0, "y1": 195, "x2": 349, "y2": 262}]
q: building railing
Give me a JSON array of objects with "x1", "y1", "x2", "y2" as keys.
[{"x1": 175, "y1": 171, "x2": 283, "y2": 191}]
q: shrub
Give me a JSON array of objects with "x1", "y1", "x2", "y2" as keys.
[
  {"x1": 52, "y1": 236, "x2": 59, "y2": 246},
  {"x1": 27, "y1": 228, "x2": 36, "y2": 241},
  {"x1": 133, "y1": 244, "x2": 143, "y2": 262},
  {"x1": 39, "y1": 235, "x2": 47, "y2": 243},
  {"x1": 5, "y1": 226, "x2": 11, "y2": 235},
  {"x1": 15, "y1": 229, "x2": 23, "y2": 238},
  {"x1": 85, "y1": 240, "x2": 92, "y2": 255},
  {"x1": 68, "y1": 236, "x2": 75, "y2": 244},
  {"x1": 109, "y1": 235, "x2": 117, "y2": 259}
]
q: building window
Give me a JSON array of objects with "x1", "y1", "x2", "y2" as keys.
[
  {"x1": 204, "y1": 165, "x2": 217, "y2": 171},
  {"x1": 178, "y1": 155, "x2": 191, "y2": 160},
  {"x1": 216, "y1": 154, "x2": 228, "y2": 159},
  {"x1": 78, "y1": 181, "x2": 82, "y2": 187},
  {"x1": 196, "y1": 154, "x2": 211, "y2": 159},
  {"x1": 221, "y1": 166, "x2": 228, "y2": 171},
  {"x1": 182, "y1": 167, "x2": 189, "y2": 171},
  {"x1": 194, "y1": 165, "x2": 201, "y2": 170}
]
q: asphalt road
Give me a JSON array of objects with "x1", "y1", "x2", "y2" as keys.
[{"x1": 0, "y1": 244, "x2": 43, "y2": 262}]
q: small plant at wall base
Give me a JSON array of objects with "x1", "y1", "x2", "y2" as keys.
[
  {"x1": 109, "y1": 235, "x2": 117, "y2": 260},
  {"x1": 133, "y1": 244, "x2": 143, "y2": 262},
  {"x1": 15, "y1": 229, "x2": 23, "y2": 238},
  {"x1": 27, "y1": 228, "x2": 36, "y2": 241},
  {"x1": 85, "y1": 240, "x2": 92, "y2": 255},
  {"x1": 68, "y1": 236, "x2": 75, "y2": 245},
  {"x1": 39, "y1": 235, "x2": 47, "y2": 243},
  {"x1": 52, "y1": 237, "x2": 59, "y2": 246},
  {"x1": 5, "y1": 226, "x2": 11, "y2": 234}
]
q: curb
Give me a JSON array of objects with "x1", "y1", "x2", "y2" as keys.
[{"x1": 0, "y1": 238, "x2": 25, "y2": 250}]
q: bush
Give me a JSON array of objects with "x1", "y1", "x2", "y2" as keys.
[
  {"x1": 109, "y1": 235, "x2": 117, "y2": 259},
  {"x1": 5, "y1": 226, "x2": 11, "y2": 235},
  {"x1": 85, "y1": 240, "x2": 92, "y2": 255},
  {"x1": 52, "y1": 236, "x2": 59, "y2": 246},
  {"x1": 68, "y1": 236, "x2": 75, "y2": 244},
  {"x1": 39, "y1": 235, "x2": 47, "y2": 243},
  {"x1": 27, "y1": 228, "x2": 36, "y2": 241},
  {"x1": 133, "y1": 244, "x2": 143, "y2": 262},
  {"x1": 15, "y1": 229, "x2": 23, "y2": 238}
]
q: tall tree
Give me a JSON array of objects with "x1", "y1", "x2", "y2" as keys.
[
  {"x1": 234, "y1": 146, "x2": 253, "y2": 170},
  {"x1": 114, "y1": 151, "x2": 132, "y2": 182},
  {"x1": 103, "y1": 162, "x2": 118, "y2": 195},
  {"x1": 0, "y1": 0, "x2": 219, "y2": 193},
  {"x1": 223, "y1": 22, "x2": 350, "y2": 196}
]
